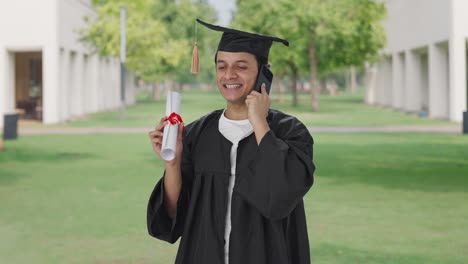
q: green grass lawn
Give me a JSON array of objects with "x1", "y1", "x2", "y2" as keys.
[
  {"x1": 1, "y1": 133, "x2": 467, "y2": 263},
  {"x1": 27, "y1": 89, "x2": 457, "y2": 128}
]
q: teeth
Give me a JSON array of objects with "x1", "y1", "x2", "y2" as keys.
[{"x1": 225, "y1": 84, "x2": 241, "y2": 89}]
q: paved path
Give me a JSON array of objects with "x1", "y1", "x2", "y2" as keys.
[{"x1": 18, "y1": 125, "x2": 462, "y2": 135}]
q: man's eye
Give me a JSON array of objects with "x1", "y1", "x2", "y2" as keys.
[
  {"x1": 217, "y1": 66, "x2": 225, "y2": 70},
  {"x1": 238, "y1": 66, "x2": 247, "y2": 70}
]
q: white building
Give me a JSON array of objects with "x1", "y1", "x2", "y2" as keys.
[
  {"x1": 366, "y1": 0, "x2": 468, "y2": 123},
  {"x1": 0, "y1": 0, "x2": 136, "y2": 127}
]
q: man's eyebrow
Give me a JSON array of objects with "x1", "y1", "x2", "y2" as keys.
[{"x1": 216, "y1": 59, "x2": 251, "y2": 63}]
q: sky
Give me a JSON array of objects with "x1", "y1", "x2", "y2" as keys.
[{"x1": 207, "y1": 0, "x2": 236, "y2": 26}]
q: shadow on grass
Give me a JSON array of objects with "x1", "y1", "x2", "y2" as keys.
[
  {"x1": 0, "y1": 146, "x2": 96, "y2": 163},
  {"x1": 0, "y1": 168, "x2": 27, "y2": 185},
  {"x1": 315, "y1": 135, "x2": 468, "y2": 193},
  {"x1": 0, "y1": 145, "x2": 96, "y2": 185},
  {"x1": 314, "y1": 243, "x2": 459, "y2": 264}
]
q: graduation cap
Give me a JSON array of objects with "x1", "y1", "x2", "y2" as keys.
[{"x1": 191, "y1": 18, "x2": 289, "y2": 74}]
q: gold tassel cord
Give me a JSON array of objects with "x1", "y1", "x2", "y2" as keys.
[
  {"x1": 191, "y1": 41, "x2": 199, "y2": 74},
  {"x1": 191, "y1": 19, "x2": 199, "y2": 74}
]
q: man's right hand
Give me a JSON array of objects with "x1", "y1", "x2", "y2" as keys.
[{"x1": 148, "y1": 117, "x2": 184, "y2": 166}]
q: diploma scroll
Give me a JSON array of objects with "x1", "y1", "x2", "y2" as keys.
[{"x1": 161, "y1": 91, "x2": 181, "y2": 161}]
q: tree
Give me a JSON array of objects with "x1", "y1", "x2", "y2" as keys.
[
  {"x1": 81, "y1": 0, "x2": 217, "y2": 90},
  {"x1": 233, "y1": 0, "x2": 308, "y2": 106},
  {"x1": 233, "y1": 0, "x2": 386, "y2": 110}
]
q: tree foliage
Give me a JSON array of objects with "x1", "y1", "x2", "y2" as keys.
[
  {"x1": 81, "y1": 0, "x2": 217, "y2": 83},
  {"x1": 233, "y1": 0, "x2": 386, "y2": 109}
]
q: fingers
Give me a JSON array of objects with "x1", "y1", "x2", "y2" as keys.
[
  {"x1": 149, "y1": 117, "x2": 169, "y2": 153},
  {"x1": 156, "y1": 118, "x2": 168, "y2": 131},
  {"x1": 149, "y1": 118, "x2": 185, "y2": 153},
  {"x1": 177, "y1": 122, "x2": 184, "y2": 138},
  {"x1": 148, "y1": 130, "x2": 163, "y2": 151},
  {"x1": 260, "y1": 83, "x2": 267, "y2": 94}
]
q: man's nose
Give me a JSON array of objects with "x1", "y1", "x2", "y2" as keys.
[{"x1": 225, "y1": 67, "x2": 237, "y2": 79}]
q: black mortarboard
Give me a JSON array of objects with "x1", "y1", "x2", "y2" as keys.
[{"x1": 191, "y1": 18, "x2": 289, "y2": 74}]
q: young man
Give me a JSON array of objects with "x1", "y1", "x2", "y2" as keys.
[{"x1": 147, "y1": 19, "x2": 315, "y2": 264}]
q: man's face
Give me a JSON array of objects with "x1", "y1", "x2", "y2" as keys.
[{"x1": 216, "y1": 51, "x2": 259, "y2": 105}]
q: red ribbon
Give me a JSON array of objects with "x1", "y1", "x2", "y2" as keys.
[{"x1": 164, "y1": 112, "x2": 183, "y2": 125}]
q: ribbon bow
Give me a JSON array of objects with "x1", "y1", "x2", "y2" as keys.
[{"x1": 164, "y1": 112, "x2": 183, "y2": 125}]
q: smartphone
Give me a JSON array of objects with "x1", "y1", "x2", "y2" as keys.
[{"x1": 254, "y1": 64, "x2": 273, "y2": 94}]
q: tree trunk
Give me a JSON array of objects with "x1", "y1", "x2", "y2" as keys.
[
  {"x1": 152, "y1": 83, "x2": 161, "y2": 101},
  {"x1": 288, "y1": 62, "x2": 298, "y2": 107},
  {"x1": 278, "y1": 80, "x2": 285, "y2": 103},
  {"x1": 345, "y1": 68, "x2": 351, "y2": 93},
  {"x1": 291, "y1": 68, "x2": 298, "y2": 107},
  {"x1": 309, "y1": 43, "x2": 320, "y2": 111},
  {"x1": 350, "y1": 65, "x2": 357, "y2": 94}
]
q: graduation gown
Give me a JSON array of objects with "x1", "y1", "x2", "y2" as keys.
[{"x1": 147, "y1": 109, "x2": 315, "y2": 264}]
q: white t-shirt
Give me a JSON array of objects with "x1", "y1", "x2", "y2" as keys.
[{"x1": 218, "y1": 110, "x2": 253, "y2": 264}]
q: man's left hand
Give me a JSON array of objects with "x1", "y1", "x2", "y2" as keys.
[{"x1": 246, "y1": 83, "x2": 271, "y2": 144}]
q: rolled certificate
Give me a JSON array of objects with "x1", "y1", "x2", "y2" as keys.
[{"x1": 161, "y1": 91, "x2": 181, "y2": 161}]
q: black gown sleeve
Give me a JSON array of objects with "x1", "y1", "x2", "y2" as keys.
[
  {"x1": 147, "y1": 129, "x2": 194, "y2": 243},
  {"x1": 235, "y1": 117, "x2": 315, "y2": 220}
]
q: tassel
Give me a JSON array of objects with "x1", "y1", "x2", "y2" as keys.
[
  {"x1": 191, "y1": 41, "x2": 199, "y2": 74},
  {"x1": 191, "y1": 20, "x2": 199, "y2": 74}
]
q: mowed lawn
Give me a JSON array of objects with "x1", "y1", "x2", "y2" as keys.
[
  {"x1": 1, "y1": 90, "x2": 467, "y2": 263},
  {"x1": 1, "y1": 133, "x2": 467, "y2": 263}
]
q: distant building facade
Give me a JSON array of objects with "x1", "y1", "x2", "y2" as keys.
[
  {"x1": 366, "y1": 0, "x2": 467, "y2": 122},
  {"x1": 0, "y1": 0, "x2": 135, "y2": 126}
]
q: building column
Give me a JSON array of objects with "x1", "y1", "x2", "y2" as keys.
[
  {"x1": 83, "y1": 54, "x2": 91, "y2": 114},
  {"x1": 374, "y1": 60, "x2": 385, "y2": 105},
  {"x1": 0, "y1": 48, "x2": 5, "y2": 127},
  {"x1": 383, "y1": 57, "x2": 393, "y2": 106},
  {"x1": 448, "y1": 37, "x2": 467, "y2": 122},
  {"x1": 89, "y1": 54, "x2": 99, "y2": 113},
  {"x1": 392, "y1": 52, "x2": 405, "y2": 109},
  {"x1": 449, "y1": 0, "x2": 468, "y2": 122},
  {"x1": 429, "y1": 43, "x2": 449, "y2": 119},
  {"x1": 0, "y1": 49, "x2": 15, "y2": 127},
  {"x1": 404, "y1": 50, "x2": 421, "y2": 112},
  {"x1": 43, "y1": 45, "x2": 60, "y2": 124},
  {"x1": 364, "y1": 62, "x2": 378, "y2": 105},
  {"x1": 112, "y1": 58, "x2": 119, "y2": 109},
  {"x1": 75, "y1": 52, "x2": 84, "y2": 116},
  {"x1": 68, "y1": 51, "x2": 78, "y2": 116},
  {"x1": 125, "y1": 70, "x2": 135, "y2": 105},
  {"x1": 59, "y1": 48, "x2": 69, "y2": 122}
]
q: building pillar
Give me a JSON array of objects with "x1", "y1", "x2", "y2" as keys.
[
  {"x1": 83, "y1": 54, "x2": 91, "y2": 114},
  {"x1": 449, "y1": 0, "x2": 468, "y2": 122},
  {"x1": 112, "y1": 58, "x2": 119, "y2": 108},
  {"x1": 374, "y1": 60, "x2": 385, "y2": 105},
  {"x1": 125, "y1": 70, "x2": 135, "y2": 105},
  {"x1": 69, "y1": 51, "x2": 78, "y2": 116},
  {"x1": 429, "y1": 43, "x2": 450, "y2": 119},
  {"x1": 392, "y1": 52, "x2": 405, "y2": 109},
  {"x1": 448, "y1": 37, "x2": 467, "y2": 122},
  {"x1": 75, "y1": 52, "x2": 84, "y2": 116},
  {"x1": 0, "y1": 49, "x2": 15, "y2": 127},
  {"x1": 0, "y1": 48, "x2": 5, "y2": 127},
  {"x1": 59, "y1": 48, "x2": 69, "y2": 122},
  {"x1": 364, "y1": 62, "x2": 377, "y2": 105},
  {"x1": 43, "y1": 45, "x2": 60, "y2": 124},
  {"x1": 383, "y1": 57, "x2": 393, "y2": 106},
  {"x1": 404, "y1": 50, "x2": 421, "y2": 112},
  {"x1": 89, "y1": 54, "x2": 99, "y2": 113}
]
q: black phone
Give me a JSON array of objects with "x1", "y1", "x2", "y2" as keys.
[{"x1": 254, "y1": 64, "x2": 273, "y2": 94}]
